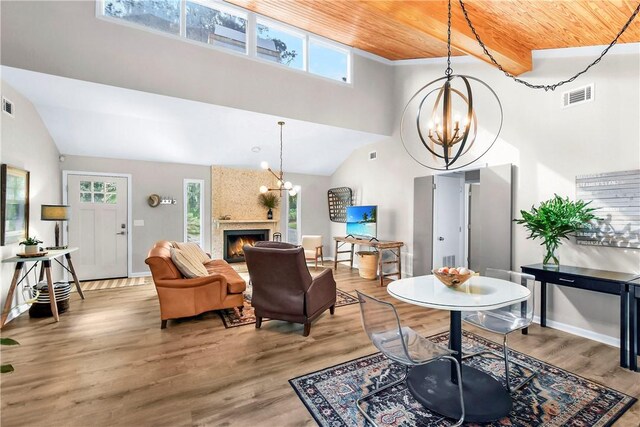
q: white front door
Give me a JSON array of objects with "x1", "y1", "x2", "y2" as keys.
[
  {"x1": 433, "y1": 173, "x2": 465, "y2": 269},
  {"x1": 67, "y1": 174, "x2": 128, "y2": 280}
]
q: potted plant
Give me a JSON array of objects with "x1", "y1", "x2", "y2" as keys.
[
  {"x1": 19, "y1": 236, "x2": 43, "y2": 254},
  {"x1": 258, "y1": 193, "x2": 279, "y2": 220},
  {"x1": 515, "y1": 194, "x2": 598, "y2": 267}
]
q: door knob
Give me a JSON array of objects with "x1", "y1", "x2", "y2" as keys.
[
  {"x1": 438, "y1": 236, "x2": 445, "y2": 241},
  {"x1": 116, "y1": 231, "x2": 127, "y2": 235}
]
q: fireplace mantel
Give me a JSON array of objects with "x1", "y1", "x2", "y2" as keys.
[{"x1": 214, "y1": 219, "x2": 278, "y2": 229}]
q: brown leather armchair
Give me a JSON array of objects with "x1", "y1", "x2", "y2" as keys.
[
  {"x1": 145, "y1": 241, "x2": 245, "y2": 328},
  {"x1": 244, "y1": 241, "x2": 337, "y2": 336}
]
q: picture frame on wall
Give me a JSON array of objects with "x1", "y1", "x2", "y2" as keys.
[{"x1": 1, "y1": 164, "x2": 30, "y2": 246}]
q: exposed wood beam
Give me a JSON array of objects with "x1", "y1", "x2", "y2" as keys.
[{"x1": 363, "y1": 1, "x2": 532, "y2": 75}]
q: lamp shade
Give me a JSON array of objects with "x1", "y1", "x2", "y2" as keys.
[{"x1": 41, "y1": 204, "x2": 70, "y2": 221}]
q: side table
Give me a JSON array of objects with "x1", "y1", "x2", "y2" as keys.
[{"x1": 1, "y1": 248, "x2": 84, "y2": 327}]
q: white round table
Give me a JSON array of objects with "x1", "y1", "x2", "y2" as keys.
[{"x1": 387, "y1": 275, "x2": 531, "y2": 423}]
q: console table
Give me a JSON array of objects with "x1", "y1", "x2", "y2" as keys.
[
  {"x1": 333, "y1": 236, "x2": 403, "y2": 286},
  {"x1": 1, "y1": 248, "x2": 84, "y2": 328},
  {"x1": 521, "y1": 264, "x2": 637, "y2": 368}
]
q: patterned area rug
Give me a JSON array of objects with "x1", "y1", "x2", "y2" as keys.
[
  {"x1": 219, "y1": 281, "x2": 359, "y2": 328},
  {"x1": 75, "y1": 276, "x2": 152, "y2": 291},
  {"x1": 289, "y1": 331, "x2": 637, "y2": 427}
]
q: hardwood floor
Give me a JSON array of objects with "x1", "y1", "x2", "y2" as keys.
[{"x1": 1, "y1": 268, "x2": 638, "y2": 426}]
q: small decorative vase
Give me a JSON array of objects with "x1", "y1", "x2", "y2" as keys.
[
  {"x1": 24, "y1": 245, "x2": 38, "y2": 255},
  {"x1": 267, "y1": 209, "x2": 273, "y2": 220},
  {"x1": 543, "y1": 245, "x2": 559, "y2": 268}
]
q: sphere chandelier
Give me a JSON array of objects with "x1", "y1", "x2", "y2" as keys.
[{"x1": 259, "y1": 121, "x2": 298, "y2": 196}]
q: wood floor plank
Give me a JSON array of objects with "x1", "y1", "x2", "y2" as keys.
[{"x1": 1, "y1": 267, "x2": 638, "y2": 426}]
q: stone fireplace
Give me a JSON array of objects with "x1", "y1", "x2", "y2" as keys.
[
  {"x1": 223, "y1": 229, "x2": 269, "y2": 263},
  {"x1": 211, "y1": 166, "x2": 280, "y2": 259}
]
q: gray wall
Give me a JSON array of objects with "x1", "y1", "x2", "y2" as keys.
[
  {"x1": 62, "y1": 156, "x2": 211, "y2": 274},
  {"x1": 1, "y1": 81, "x2": 61, "y2": 317},
  {"x1": 0, "y1": 0, "x2": 394, "y2": 136},
  {"x1": 279, "y1": 172, "x2": 332, "y2": 256},
  {"x1": 330, "y1": 49, "x2": 640, "y2": 343}
]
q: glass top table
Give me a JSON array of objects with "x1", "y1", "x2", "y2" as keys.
[{"x1": 388, "y1": 275, "x2": 531, "y2": 423}]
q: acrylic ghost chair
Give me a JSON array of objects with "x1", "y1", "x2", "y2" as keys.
[
  {"x1": 356, "y1": 291, "x2": 465, "y2": 427},
  {"x1": 462, "y1": 268, "x2": 537, "y2": 392}
]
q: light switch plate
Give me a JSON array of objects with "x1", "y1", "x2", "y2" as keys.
[{"x1": 134, "y1": 220, "x2": 145, "y2": 227}]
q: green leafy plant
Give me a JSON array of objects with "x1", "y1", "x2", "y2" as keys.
[
  {"x1": 19, "y1": 237, "x2": 42, "y2": 246},
  {"x1": 258, "y1": 192, "x2": 279, "y2": 210},
  {"x1": 1, "y1": 338, "x2": 20, "y2": 373},
  {"x1": 515, "y1": 195, "x2": 599, "y2": 266}
]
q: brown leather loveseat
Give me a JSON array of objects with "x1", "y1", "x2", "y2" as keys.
[
  {"x1": 243, "y1": 241, "x2": 337, "y2": 336},
  {"x1": 145, "y1": 241, "x2": 246, "y2": 328}
]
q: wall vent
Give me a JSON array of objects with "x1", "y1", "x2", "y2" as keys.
[
  {"x1": 2, "y1": 97, "x2": 14, "y2": 117},
  {"x1": 562, "y1": 84, "x2": 594, "y2": 108},
  {"x1": 368, "y1": 151, "x2": 377, "y2": 161}
]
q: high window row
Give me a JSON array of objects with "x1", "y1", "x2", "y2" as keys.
[{"x1": 100, "y1": 0, "x2": 351, "y2": 83}]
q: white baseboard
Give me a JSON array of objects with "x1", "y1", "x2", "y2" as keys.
[
  {"x1": 532, "y1": 316, "x2": 619, "y2": 348},
  {"x1": 130, "y1": 272, "x2": 152, "y2": 278}
]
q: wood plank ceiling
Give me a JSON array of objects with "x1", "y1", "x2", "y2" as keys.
[{"x1": 225, "y1": 0, "x2": 640, "y2": 75}]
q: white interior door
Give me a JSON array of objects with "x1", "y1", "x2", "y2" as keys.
[
  {"x1": 67, "y1": 174, "x2": 128, "y2": 280},
  {"x1": 433, "y1": 173, "x2": 465, "y2": 269}
]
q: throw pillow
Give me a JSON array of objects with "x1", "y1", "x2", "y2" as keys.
[
  {"x1": 174, "y1": 242, "x2": 209, "y2": 263},
  {"x1": 170, "y1": 248, "x2": 208, "y2": 278}
]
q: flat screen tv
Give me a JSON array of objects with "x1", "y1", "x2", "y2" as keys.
[{"x1": 346, "y1": 205, "x2": 377, "y2": 239}]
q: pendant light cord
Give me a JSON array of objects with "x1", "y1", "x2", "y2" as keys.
[
  {"x1": 446, "y1": 0, "x2": 453, "y2": 77},
  {"x1": 458, "y1": 0, "x2": 640, "y2": 91},
  {"x1": 279, "y1": 121, "x2": 284, "y2": 179}
]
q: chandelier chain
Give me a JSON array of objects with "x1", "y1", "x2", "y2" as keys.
[
  {"x1": 446, "y1": 0, "x2": 453, "y2": 76},
  {"x1": 458, "y1": 0, "x2": 640, "y2": 91},
  {"x1": 279, "y1": 122, "x2": 284, "y2": 178}
]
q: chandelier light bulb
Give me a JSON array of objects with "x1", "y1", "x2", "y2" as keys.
[
  {"x1": 260, "y1": 161, "x2": 269, "y2": 170},
  {"x1": 289, "y1": 189, "x2": 297, "y2": 196},
  {"x1": 284, "y1": 181, "x2": 293, "y2": 190},
  {"x1": 259, "y1": 185, "x2": 268, "y2": 194}
]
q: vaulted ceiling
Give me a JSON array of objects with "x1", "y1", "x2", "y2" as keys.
[{"x1": 226, "y1": 0, "x2": 640, "y2": 75}]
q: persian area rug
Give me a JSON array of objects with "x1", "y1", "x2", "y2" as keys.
[
  {"x1": 289, "y1": 331, "x2": 637, "y2": 427},
  {"x1": 219, "y1": 281, "x2": 359, "y2": 328}
]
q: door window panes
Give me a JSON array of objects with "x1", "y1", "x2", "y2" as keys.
[
  {"x1": 256, "y1": 20, "x2": 304, "y2": 70},
  {"x1": 184, "y1": 180, "x2": 204, "y2": 246},
  {"x1": 309, "y1": 40, "x2": 349, "y2": 82},
  {"x1": 80, "y1": 181, "x2": 117, "y2": 203},
  {"x1": 104, "y1": 0, "x2": 181, "y2": 35},
  {"x1": 186, "y1": 2, "x2": 247, "y2": 53}
]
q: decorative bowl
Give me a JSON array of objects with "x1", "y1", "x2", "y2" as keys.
[{"x1": 432, "y1": 270, "x2": 473, "y2": 288}]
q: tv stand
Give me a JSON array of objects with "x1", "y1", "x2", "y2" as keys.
[{"x1": 333, "y1": 236, "x2": 404, "y2": 286}]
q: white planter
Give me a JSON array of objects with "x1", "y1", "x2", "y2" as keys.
[{"x1": 24, "y1": 244, "x2": 39, "y2": 254}]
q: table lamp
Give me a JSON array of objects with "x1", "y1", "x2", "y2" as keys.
[{"x1": 41, "y1": 204, "x2": 70, "y2": 249}]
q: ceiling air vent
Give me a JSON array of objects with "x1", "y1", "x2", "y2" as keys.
[
  {"x1": 562, "y1": 84, "x2": 594, "y2": 108},
  {"x1": 368, "y1": 151, "x2": 377, "y2": 161},
  {"x1": 2, "y1": 97, "x2": 14, "y2": 117}
]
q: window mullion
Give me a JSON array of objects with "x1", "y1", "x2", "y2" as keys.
[
  {"x1": 180, "y1": 0, "x2": 187, "y2": 37},
  {"x1": 247, "y1": 12, "x2": 257, "y2": 57}
]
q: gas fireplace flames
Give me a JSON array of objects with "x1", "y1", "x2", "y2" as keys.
[{"x1": 227, "y1": 236, "x2": 260, "y2": 259}]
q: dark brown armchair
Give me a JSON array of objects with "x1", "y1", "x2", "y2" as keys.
[{"x1": 243, "y1": 241, "x2": 337, "y2": 336}]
